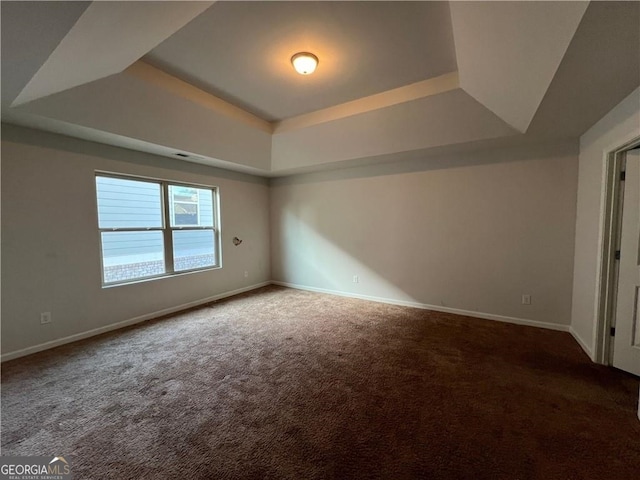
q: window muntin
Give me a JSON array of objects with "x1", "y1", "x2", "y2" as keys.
[{"x1": 96, "y1": 174, "x2": 219, "y2": 285}]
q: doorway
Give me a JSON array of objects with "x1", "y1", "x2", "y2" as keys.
[{"x1": 596, "y1": 137, "x2": 640, "y2": 376}]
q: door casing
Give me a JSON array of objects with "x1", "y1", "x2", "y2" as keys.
[{"x1": 596, "y1": 136, "x2": 640, "y2": 366}]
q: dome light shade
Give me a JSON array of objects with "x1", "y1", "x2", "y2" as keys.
[{"x1": 291, "y1": 52, "x2": 318, "y2": 75}]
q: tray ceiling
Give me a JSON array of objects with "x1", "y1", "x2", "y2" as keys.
[
  {"x1": 144, "y1": 1, "x2": 458, "y2": 121},
  {"x1": 2, "y1": 1, "x2": 638, "y2": 177}
]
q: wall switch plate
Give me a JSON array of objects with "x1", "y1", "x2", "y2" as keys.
[
  {"x1": 522, "y1": 295, "x2": 531, "y2": 305},
  {"x1": 40, "y1": 312, "x2": 52, "y2": 324}
]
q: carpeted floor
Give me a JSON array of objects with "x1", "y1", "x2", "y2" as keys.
[{"x1": 1, "y1": 285, "x2": 639, "y2": 479}]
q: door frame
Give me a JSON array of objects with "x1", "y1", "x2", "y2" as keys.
[{"x1": 596, "y1": 136, "x2": 640, "y2": 365}]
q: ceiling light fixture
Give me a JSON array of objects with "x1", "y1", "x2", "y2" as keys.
[{"x1": 291, "y1": 52, "x2": 318, "y2": 75}]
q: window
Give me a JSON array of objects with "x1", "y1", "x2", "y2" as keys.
[
  {"x1": 170, "y1": 185, "x2": 199, "y2": 226},
  {"x1": 95, "y1": 174, "x2": 220, "y2": 285}
]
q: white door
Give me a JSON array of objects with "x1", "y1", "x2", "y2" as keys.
[{"x1": 613, "y1": 149, "x2": 640, "y2": 376}]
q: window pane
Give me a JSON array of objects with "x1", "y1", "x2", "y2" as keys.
[
  {"x1": 101, "y1": 231, "x2": 165, "y2": 283},
  {"x1": 96, "y1": 176, "x2": 163, "y2": 228},
  {"x1": 168, "y1": 185, "x2": 214, "y2": 227},
  {"x1": 173, "y1": 230, "x2": 216, "y2": 272}
]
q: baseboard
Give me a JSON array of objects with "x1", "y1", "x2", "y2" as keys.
[
  {"x1": 272, "y1": 281, "x2": 571, "y2": 332},
  {"x1": 569, "y1": 326, "x2": 594, "y2": 360},
  {"x1": 1, "y1": 282, "x2": 271, "y2": 363},
  {"x1": 2, "y1": 280, "x2": 573, "y2": 362}
]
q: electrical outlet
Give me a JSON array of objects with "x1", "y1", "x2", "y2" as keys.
[
  {"x1": 40, "y1": 312, "x2": 52, "y2": 324},
  {"x1": 244, "y1": 271, "x2": 249, "y2": 278},
  {"x1": 522, "y1": 295, "x2": 531, "y2": 305},
  {"x1": 353, "y1": 275, "x2": 359, "y2": 283}
]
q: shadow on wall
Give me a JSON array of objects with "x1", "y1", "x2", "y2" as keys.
[
  {"x1": 277, "y1": 209, "x2": 414, "y2": 303},
  {"x1": 271, "y1": 140, "x2": 579, "y2": 325}
]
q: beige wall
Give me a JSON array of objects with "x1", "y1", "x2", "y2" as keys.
[
  {"x1": 271, "y1": 140, "x2": 578, "y2": 328},
  {"x1": 1, "y1": 125, "x2": 271, "y2": 358},
  {"x1": 571, "y1": 87, "x2": 640, "y2": 358}
]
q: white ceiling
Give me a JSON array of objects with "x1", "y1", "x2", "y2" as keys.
[
  {"x1": 1, "y1": 1, "x2": 639, "y2": 177},
  {"x1": 12, "y1": 1, "x2": 213, "y2": 107},
  {"x1": 0, "y1": 1, "x2": 90, "y2": 109},
  {"x1": 451, "y1": 0, "x2": 588, "y2": 132},
  {"x1": 144, "y1": 1, "x2": 458, "y2": 121}
]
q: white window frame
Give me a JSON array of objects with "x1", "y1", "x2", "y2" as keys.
[{"x1": 96, "y1": 172, "x2": 221, "y2": 287}]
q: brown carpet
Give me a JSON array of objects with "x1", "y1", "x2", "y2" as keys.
[{"x1": 1, "y1": 285, "x2": 639, "y2": 479}]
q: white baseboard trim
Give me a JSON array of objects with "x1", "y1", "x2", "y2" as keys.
[
  {"x1": 569, "y1": 326, "x2": 594, "y2": 360},
  {"x1": 272, "y1": 281, "x2": 571, "y2": 332},
  {"x1": 1, "y1": 282, "x2": 271, "y2": 363}
]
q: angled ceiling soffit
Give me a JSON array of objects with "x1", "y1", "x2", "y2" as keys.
[
  {"x1": 1, "y1": 1, "x2": 90, "y2": 109},
  {"x1": 271, "y1": 89, "x2": 520, "y2": 172},
  {"x1": 450, "y1": 1, "x2": 589, "y2": 133},
  {"x1": 273, "y1": 72, "x2": 460, "y2": 134},
  {"x1": 11, "y1": 68, "x2": 273, "y2": 172},
  {"x1": 11, "y1": 1, "x2": 214, "y2": 107},
  {"x1": 125, "y1": 62, "x2": 272, "y2": 133}
]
